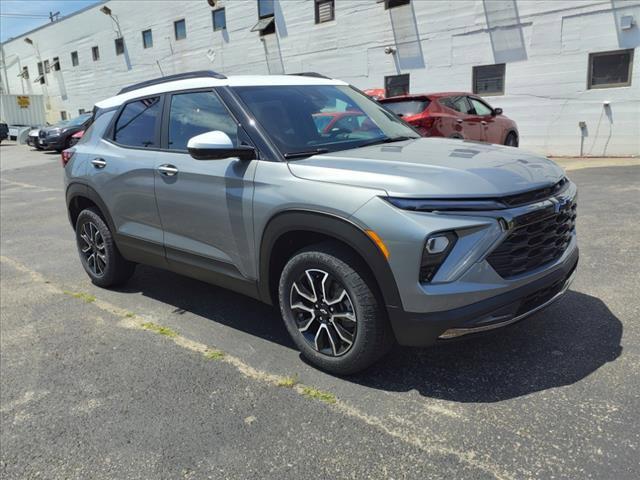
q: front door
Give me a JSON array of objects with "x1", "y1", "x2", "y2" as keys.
[
  {"x1": 469, "y1": 97, "x2": 498, "y2": 144},
  {"x1": 153, "y1": 89, "x2": 257, "y2": 281}
]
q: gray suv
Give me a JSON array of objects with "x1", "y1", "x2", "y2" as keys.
[{"x1": 65, "y1": 71, "x2": 578, "y2": 374}]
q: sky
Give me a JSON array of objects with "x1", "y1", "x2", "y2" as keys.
[{"x1": 1, "y1": 0, "x2": 101, "y2": 42}]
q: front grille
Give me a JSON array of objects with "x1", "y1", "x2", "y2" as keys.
[{"x1": 488, "y1": 200, "x2": 577, "y2": 278}]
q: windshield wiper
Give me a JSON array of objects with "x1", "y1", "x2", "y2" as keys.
[
  {"x1": 358, "y1": 136, "x2": 417, "y2": 148},
  {"x1": 283, "y1": 148, "x2": 329, "y2": 159}
]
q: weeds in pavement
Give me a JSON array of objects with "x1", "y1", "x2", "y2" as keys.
[
  {"x1": 277, "y1": 376, "x2": 299, "y2": 388},
  {"x1": 141, "y1": 322, "x2": 177, "y2": 338},
  {"x1": 204, "y1": 349, "x2": 225, "y2": 360},
  {"x1": 301, "y1": 386, "x2": 336, "y2": 404},
  {"x1": 63, "y1": 290, "x2": 96, "y2": 303}
]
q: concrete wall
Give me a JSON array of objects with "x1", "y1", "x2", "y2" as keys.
[{"x1": 1, "y1": 0, "x2": 638, "y2": 156}]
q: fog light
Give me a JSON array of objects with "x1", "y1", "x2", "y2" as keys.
[
  {"x1": 420, "y1": 231, "x2": 457, "y2": 283},
  {"x1": 426, "y1": 235, "x2": 450, "y2": 254}
]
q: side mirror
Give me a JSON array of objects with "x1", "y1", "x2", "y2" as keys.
[
  {"x1": 492, "y1": 107, "x2": 503, "y2": 116},
  {"x1": 187, "y1": 130, "x2": 256, "y2": 160}
]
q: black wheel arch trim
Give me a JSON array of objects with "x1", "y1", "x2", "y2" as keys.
[
  {"x1": 66, "y1": 182, "x2": 117, "y2": 234},
  {"x1": 258, "y1": 210, "x2": 403, "y2": 310}
]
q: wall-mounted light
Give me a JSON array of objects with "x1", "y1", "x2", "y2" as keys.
[
  {"x1": 24, "y1": 37, "x2": 33, "y2": 45},
  {"x1": 384, "y1": 46, "x2": 397, "y2": 55},
  {"x1": 100, "y1": 6, "x2": 112, "y2": 16},
  {"x1": 620, "y1": 15, "x2": 635, "y2": 31}
]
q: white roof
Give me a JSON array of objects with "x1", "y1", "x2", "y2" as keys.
[{"x1": 95, "y1": 74, "x2": 348, "y2": 109}]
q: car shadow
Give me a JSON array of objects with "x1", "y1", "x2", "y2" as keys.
[
  {"x1": 348, "y1": 290, "x2": 622, "y2": 402},
  {"x1": 119, "y1": 265, "x2": 295, "y2": 348},
  {"x1": 120, "y1": 267, "x2": 622, "y2": 402}
]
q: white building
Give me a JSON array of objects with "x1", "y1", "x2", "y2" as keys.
[{"x1": 1, "y1": 0, "x2": 638, "y2": 156}]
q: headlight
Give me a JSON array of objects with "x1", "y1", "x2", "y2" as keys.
[
  {"x1": 385, "y1": 197, "x2": 505, "y2": 212},
  {"x1": 47, "y1": 128, "x2": 61, "y2": 137},
  {"x1": 420, "y1": 231, "x2": 457, "y2": 283}
]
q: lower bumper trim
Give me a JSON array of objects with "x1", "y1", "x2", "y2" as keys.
[{"x1": 438, "y1": 267, "x2": 576, "y2": 339}]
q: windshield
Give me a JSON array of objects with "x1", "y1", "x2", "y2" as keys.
[
  {"x1": 383, "y1": 100, "x2": 429, "y2": 117},
  {"x1": 232, "y1": 85, "x2": 419, "y2": 157},
  {"x1": 67, "y1": 113, "x2": 91, "y2": 127}
]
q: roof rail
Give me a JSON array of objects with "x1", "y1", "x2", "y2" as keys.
[
  {"x1": 117, "y1": 70, "x2": 227, "y2": 95},
  {"x1": 288, "y1": 72, "x2": 331, "y2": 79}
]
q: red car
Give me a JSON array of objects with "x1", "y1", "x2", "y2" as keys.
[
  {"x1": 313, "y1": 111, "x2": 376, "y2": 134},
  {"x1": 363, "y1": 88, "x2": 386, "y2": 101},
  {"x1": 380, "y1": 92, "x2": 519, "y2": 147},
  {"x1": 69, "y1": 129, "x2": 84, "y2": 147}
]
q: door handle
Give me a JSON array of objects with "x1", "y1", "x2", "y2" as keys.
[
  {"x1": 91, "y1": 158, "x2": 107, "y2": 168},
  {"x1": 481, "y1": 121, "x2": 487, "y2": 125},
  {"x1": 158, "y1": 164, "x2": 179, "y2": 176},
  {"x1": 456, "y1": 119, "x2": 463, "y2": 123}
]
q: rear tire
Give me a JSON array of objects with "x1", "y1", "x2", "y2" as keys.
[
  {"x1": 278, "y1": 242, "x2": 393, "y2": 375},
  {"x1": 75, "y1": 208, "x2": 135, "y2": 288},
  {"x1": 505, "y1": 132, "x2": 519, "y2": 147}
]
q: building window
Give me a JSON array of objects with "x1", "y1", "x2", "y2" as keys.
[
  {"x1": 60, "y1": 111, "x2": 67, "y2": 121},
  {"x1": 52, "y1": 57, "x2": 60, "y2": 71},
  {"x1": 315, "y1": 0, "x2": 334, "y2": 24},
  {"x1": 71, "y1": 51, "x2": 79, "y2": 67},
  {"x1": 384, "y1": 74, "x2": 410, "y2": 97},
  {"x1": 258, "y1": 0, "x2": 274, "y2": 18},
  {"x1": 92, "y1": 46, "x2": 100, "y2": 61},
  {"x1": 115, "y1": 38, "x2": 125, "y2": 55},
  {"x1": 142, "y1": 29, "x2": 153, "y2": 48},
  {"x1": 174, "y1": 19, "x2": 186, "y2": 40},
  {"x1": 212, "y1": 8, "x2": 226, "y2": 31},
  {"x1": 21, "y1": 66, "x2": 29, "y2": 79},
  {"x1": 252, "y1": 0, "x2": 275, "y2": 35},
  {"x1": 36, "y1": 62, "x2": 45, "y2": 84},
  {"x1": 43, "y1": 60, "x2": 50, "y2": 73},
  {"x1": 385, "y1": 0, "x2": 410, "y2": 9},
  {"x1": 588, "y1": 49, "x2": 633, "y2": 89},
  {"x1": 473, "y1": 63, "x2": 505, "y2": 95}
]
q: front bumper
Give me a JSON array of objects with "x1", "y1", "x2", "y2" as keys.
[
  {"x1": 38, "y1": 136, "x2": 64, "y2": 150},
  {"x1": 388, "y1": 246, "x2": 578, "y2": 346}
]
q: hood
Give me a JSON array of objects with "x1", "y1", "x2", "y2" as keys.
[{"x1": 288, "y1": 138, "x2": 564, "y2": 197}]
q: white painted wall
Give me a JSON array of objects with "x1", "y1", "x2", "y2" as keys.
[{"x1": 1, "y1": 0, "x2": 638, "y2": 156}]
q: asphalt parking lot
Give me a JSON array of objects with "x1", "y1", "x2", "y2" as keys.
[{"x1": 1, "y1": 142, "x2": 639, "y2": 479}]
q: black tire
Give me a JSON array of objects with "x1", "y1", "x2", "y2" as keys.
[
  {"x1": 505, "y1": 132, "x2": 519, "y2": 147},
  {"x1": 75, "y1": 208, "x2": 135, "y2": 287},
  {"x1": 278, "y1": 242, "x2": 393, "y2": 375}
]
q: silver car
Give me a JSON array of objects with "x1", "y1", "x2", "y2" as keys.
[{"x1": 64, "y1": 71, "x2": 578, "y2": 374}]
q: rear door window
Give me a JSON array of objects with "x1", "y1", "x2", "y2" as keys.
[
  {"x1": 167, "y1": 90, "x2": 238, "y2": 150},
  {"x1": 441, "y1": 96, "x2": 472, "y2": 114},
  {"x1": 114, "y1": 96, "x2": 161, "y2": 147}
]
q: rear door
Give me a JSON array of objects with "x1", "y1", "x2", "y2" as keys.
[
  {"x1": 153, "y1": 89, "x2": 257, "y2": 280},
  {"x1": 90, "y1": 95, "x2": 167, "y2": 267},
  {"x1": 468, "y1": 96, "x2": 499, "y2": 144}
]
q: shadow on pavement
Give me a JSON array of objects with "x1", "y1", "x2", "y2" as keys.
[
  {"x1": 120, "y1": 268, "x2": 622, "y2": 402},
  {"x1": 350, "y1": 290, "x2": 622, "y2": 402}
]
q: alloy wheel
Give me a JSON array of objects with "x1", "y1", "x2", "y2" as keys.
[
  {"x1": 79, "y1": 221, "x2": 107, "y2": 276},
  {"x1": 289, "y1": 269, "x2": 357, "y2": 357}
]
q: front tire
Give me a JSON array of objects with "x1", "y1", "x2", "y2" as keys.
[
  {"x1": 505, "y1": 132, "x2": 519, "y2": 147},
  {"x1": 75, "y1": 208, "x2": 135, "y2": 287},
  {"x1": 278, "y1": 242, "x2": 393, "y2": 375}
]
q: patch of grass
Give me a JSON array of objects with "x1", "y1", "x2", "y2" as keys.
[
  {"x1": 63, "y1": 290, "x2": 96, "y2": 303},
  {"x1": 141, "y1": 322, "x2": 177, "y2": 338},
  {"x1": 125, "y1": 312, "x2": 136, "y2": 318},
  {"x1": 203, "y1": 349, "x2": 225, "y2": 360},
  {"x1": 277, "y1": 376, "x2": 298, "y2": 388},
  {"x1": 301, "y1": 386, "x2": 336, "y2": 404}
]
